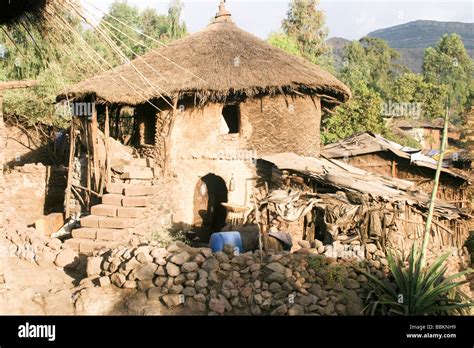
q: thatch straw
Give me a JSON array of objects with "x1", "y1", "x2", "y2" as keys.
[{"x1": 60, "y1": 11, "x2": 351, "y2": 108}]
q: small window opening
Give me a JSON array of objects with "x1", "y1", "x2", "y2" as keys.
[{"x1": 222, "y1": 105, "x2": 240, "y2": 134}]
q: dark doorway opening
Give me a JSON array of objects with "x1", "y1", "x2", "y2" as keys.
[
  {"x1": 222, "y1": 105, "x2": 240, "y2": 134},
  {"x1": 193, "y1": 174, "x2": 228, "y2": 242}
]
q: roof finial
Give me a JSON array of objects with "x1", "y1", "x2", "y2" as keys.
[{"x1": 215, "y1": 0, "x2": 232, "y2": 22}]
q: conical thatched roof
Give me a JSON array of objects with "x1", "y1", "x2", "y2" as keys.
[{"x1": 61, "y1": 4, "x2": 351, "y2": 108}]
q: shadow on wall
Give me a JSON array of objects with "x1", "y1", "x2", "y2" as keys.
[{"x1": 193, "y1": 174, "x2": 228, "y2": 243}]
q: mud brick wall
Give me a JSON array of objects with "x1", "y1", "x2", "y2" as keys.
[
  {"x1": 4, "y1": 124, "x2": 52, "y2": 167},
  {"x1": 243, "y1": 94, "x2": 321, "y2": 157},
  {"x1": 4, "y1": 164, "x2": 66, "y2": 225}
]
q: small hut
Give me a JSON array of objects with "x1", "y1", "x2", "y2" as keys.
[
  {"x1": 322, "y1": 132, "x2": 470, "y2": 211},
  {"x1": 58, "y1": 2, "x2": 350, "y2": 247}
]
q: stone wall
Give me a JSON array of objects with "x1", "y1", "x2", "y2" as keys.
[{"x1": 85, "y1": 242, "x2": 366, "y2": 315}]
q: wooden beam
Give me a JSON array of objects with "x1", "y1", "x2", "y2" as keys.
[
  {"x1": 104, "y1": 105, "x2": 111, "y2": 190},
  {"x1": 0, "y1": 80, "x2": 38, "y2": 91},
  {"x1": 64, "y1": 119, "x2": 76, "y2": 219}
]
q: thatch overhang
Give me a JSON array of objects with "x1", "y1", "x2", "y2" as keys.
[{"x1": 58, "y1": 4, "x2": 351, "y2": 109}]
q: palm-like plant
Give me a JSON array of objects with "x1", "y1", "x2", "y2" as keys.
[{"x1": 362, "y1": 244, "x2": 473, "y2": 315}]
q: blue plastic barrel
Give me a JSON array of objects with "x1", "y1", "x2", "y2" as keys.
[{"x1": 209, "y1": 231, "x2": 244, "y2": 254}]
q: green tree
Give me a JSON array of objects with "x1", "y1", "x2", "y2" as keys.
[
  {"x1": 281, "y1": 0, "x2": 333, "y2": 70},
  {"x1": 423, "y1": 33, "x2": 474, "y2": 123},
  {"x1": 321, "y1": 79, "x2": 384, "y2": 144},
  {"x1": 166, "y1": 0, "x2": 187, "y2": 41},
  {"x1": 267, "y1": 32, "x2": 302, "y2": 57},
  {"x1": 343, "y1": 37, "x2": 405, "y2": 98},
  {"x1": 389, "y1": 73, "x2": 448, "y2": 119},
  {"x1": 102, "y1": 0, "x2": 143, "y2": 59}
]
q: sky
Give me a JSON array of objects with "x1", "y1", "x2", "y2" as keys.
[{"x1": 85, "y1": 0, "x2": 474, "y2": 40}]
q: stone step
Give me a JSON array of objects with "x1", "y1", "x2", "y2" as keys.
[
  {"x1": 99, "y1": 217, "x2": 137, "y2": 229},
  {"x1": 71, "y1": 227, "x2": 129, "y2": 241},
  {"x1": 90, "y1": 203, "x2": 147, "y2": 218},
  {"x1": 63, "y1": 237, "x2": 122, "y2": 254},
  {"x1": 101, "y1": 193, "x2": 151, "y2": 207},
  {"x1": 106, "y1": 183, "x2": 155, "y2": 196},
  {"x1": 91, "y1": 204, "x2": 117, "y2": 217},
  {"x1": 120, "y1": 168, "x2": 154, "y2": 180},
  {"x1": 102, "y1": 194, "x2": 124, "y2": 206},
  {"x1": 80, "y1": 215, "x2": 105, "y2": 228},
  {"x1": 117, "y1": 206, "x2": 147, "y2": 218}
]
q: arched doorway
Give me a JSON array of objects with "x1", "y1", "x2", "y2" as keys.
[{"x1": 193, "y1": 174, "x2": 228, "y2": 242}]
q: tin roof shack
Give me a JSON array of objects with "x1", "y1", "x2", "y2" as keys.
[
  {"x1": 255, "y1": 153, "x2": 470, "y2": 262},
  {"x1": 57, "y1": 3, "x2": 350, "y2": 252},
  {"x1": 323, "y1": 132, "x2": 470, "y2": 211}
]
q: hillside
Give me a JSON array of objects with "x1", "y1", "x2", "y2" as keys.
[
  {"x1": 328, "y1": 20, "x2": 474, "y2": 73},
  {"x1": 368, "y1": 20, "x2": 474, "y2": 72}
]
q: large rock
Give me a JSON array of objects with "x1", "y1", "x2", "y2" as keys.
[
  {"x1": 111, "y1": 273, "x2": 126, "y2": 287},
  {"x1": 170, "y1": 251, "x2": 191, "y2": 265},
  {"x1": 266, "y1": 272, "x2": 286, "y2": 283},
  {"x1": 136, "y1": 262, "x2": 158, "y2": 280},
  {"x1": 181, "y1": 262, "x2": 198, "y2": 273},
  {"x1": 34, "y1": 250, "x2": 56, "y2": 267},
  {"x1": 166, "y1": 262, "x2": 180, "y2": 277},
  {"x1": 86, "y1": 257, "x2": 103, "y2": 277},
  {"x1": 150, "y1": 247, "x2": 168, "y2": 259},
  {"x1": 288, "y1": 304, "x2": 304, "y2": 316},
  {"x1": 202, "y1": 258, "x2": 219, "y2": 272},
  {"x1": 54, "y1": 249, "x2": 79, "y2": 268},
  {"x1": 266, "y1": 262, "x2": 286, "y2": 274},
  {"x1": 162, "y1": 294, "x2": 182, "y2": 308},
  {"x1": 270, "y1": 304, "x2": 288, "y2": 315},
  {"x1": 342, "y1": 289, "x2": 364, "y2": 315},
  {"x1": 344, "y1": 278, "x2": 360, "y2": 290},
  {"x1": 365, "y1": 243, "x2": 377, "y2": 254},
  {"x1": 209, "y1": 298, "x2": 226, "y2": 314}
]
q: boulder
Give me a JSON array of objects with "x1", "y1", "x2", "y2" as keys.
[
  {"x1": 170, "y1": 251, "x2": 191, "y2": 265},
  {"x1": 54, "y1": 250, "x2": 79, "y2": 268},
  {"x1": 136, "y1": 262, "x2": 158, "y2": 280}
]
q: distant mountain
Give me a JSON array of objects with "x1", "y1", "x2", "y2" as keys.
[
  {"x1": 327, "y1": 20, "x2": 474, "y2": 73},
  {"x1": 367, "y1": 20, "x2": 474, "y2": 49}
]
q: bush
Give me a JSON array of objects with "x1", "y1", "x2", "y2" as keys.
[
  {"x1": 361, "y1": 245, "x2": 473, "y2": 315},
  {"x1": 150, "y1": 226, "x2": 188, "y2": 248}
]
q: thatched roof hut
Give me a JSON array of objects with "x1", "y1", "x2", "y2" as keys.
[{"x1": 60, "y1": 3, "x2": 350, "y2": 109}]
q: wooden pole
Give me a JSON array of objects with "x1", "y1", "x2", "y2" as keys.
[
  {"x1": 90, "y1": 104, "x2": 100, "y2": 192},
  {"x1": 253, "y1": 195, "x2": 263, "y2": 262},
  {"x1": 164, "y1": 98, "x2": 178, "y2": 175},
  {"x1": 104, "y1": 105, "x2": 111, "y2": 191},
  {"x1": 0, "y1": 80, "x2": 38, "y2": 91},
  {"x1": 64, "y1": 119, "x2": 76, "y2": 219},
  {"x1": 419, "y1": 105, "x2": 450, "y2": 269}
]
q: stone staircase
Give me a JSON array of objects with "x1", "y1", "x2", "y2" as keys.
[{"x1": 64, "y1": 157, "x2": 161, "y2": 254}]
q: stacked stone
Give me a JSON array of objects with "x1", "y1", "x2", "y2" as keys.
[
  {"x1": 2, "y1": 221, "x2": 86, "y2": 271},
  {"x1": 85, "y1": 242, "x2": 369, "y2": 316}
]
